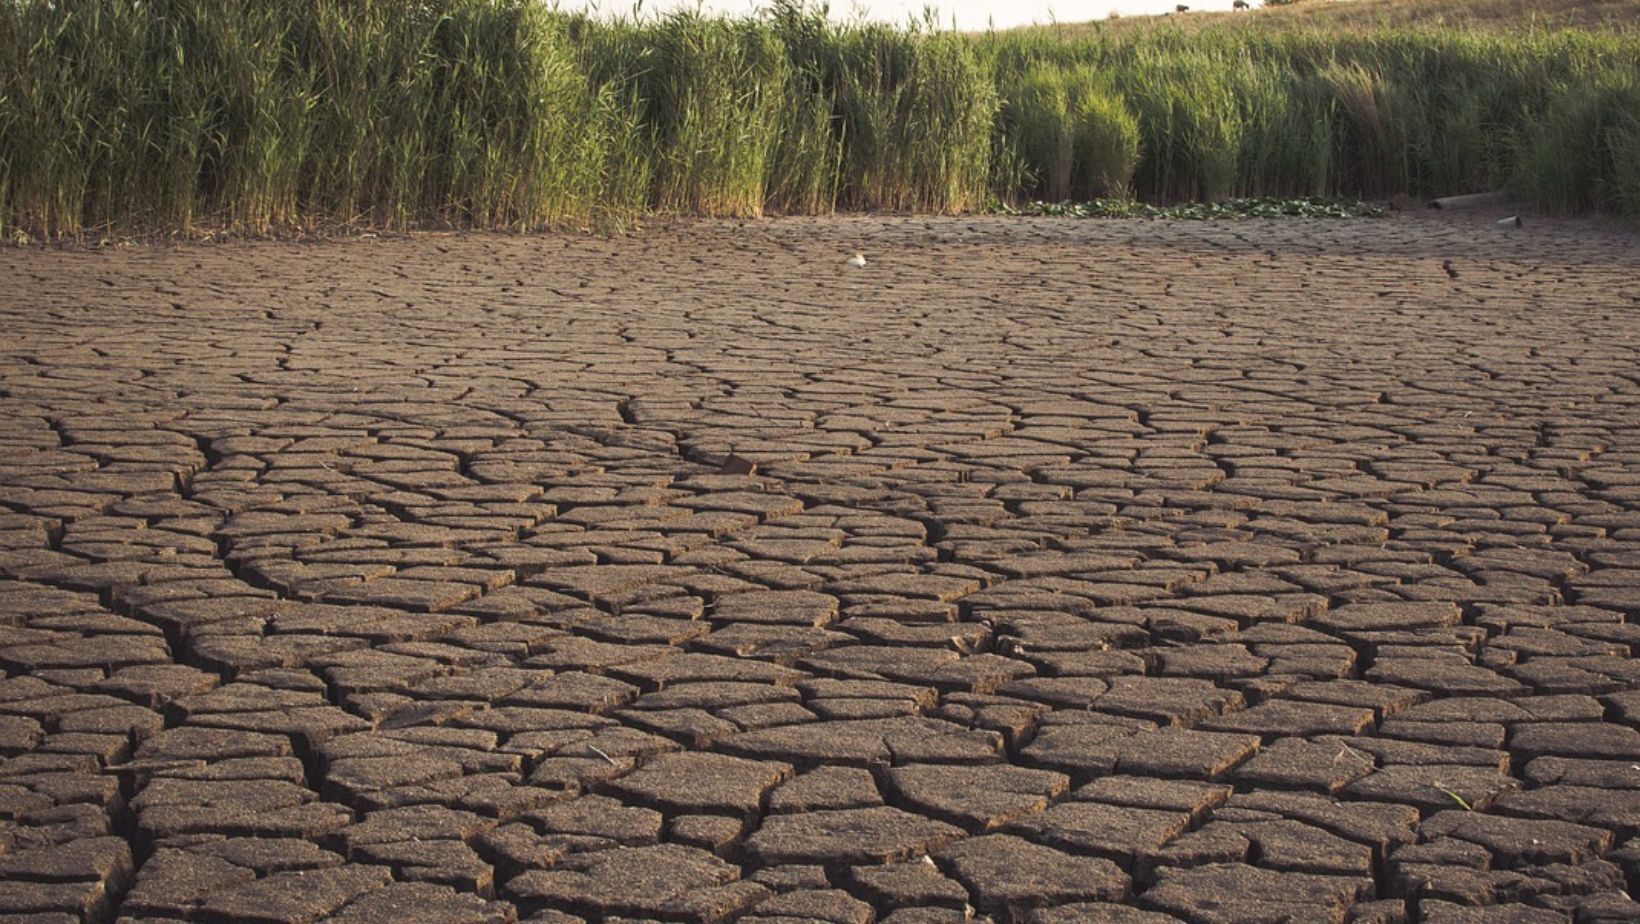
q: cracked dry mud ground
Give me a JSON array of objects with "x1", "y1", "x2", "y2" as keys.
[{"x1": 1, "y1": 215, "x2": 1639, "y2": 924}]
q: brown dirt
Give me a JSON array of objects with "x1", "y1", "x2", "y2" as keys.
[{"x1": 2, "y1": 213, "x2": 1639, "y2": 923}]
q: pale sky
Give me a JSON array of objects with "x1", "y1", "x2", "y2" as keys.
[{"x1": 566, "y1": 0, "x2": 1258, "y2": 32}]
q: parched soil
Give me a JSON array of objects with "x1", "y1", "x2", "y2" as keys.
[{"x1": 2, "y1": 214, "x2": 1639, "y2": 924}]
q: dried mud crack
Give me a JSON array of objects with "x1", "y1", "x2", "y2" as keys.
[{"x1": 2, "y1": 214, "x2": 1640, "y2": 924}]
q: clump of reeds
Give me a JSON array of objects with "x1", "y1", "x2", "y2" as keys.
[
  {"x1": 989, "y1": 25, "x2": 1638, "y2": 216},
  {"x1": 0, "y1": 0, "x2": 629, "y2": 236},
  {"x1": 2, "y1": 0, "x2": 1637, "y2": 239},
  {"x1": 1000, "y1": 62, "x2": 1140, "y2": 201},
  {"x1": 1512, "y1": 77, "x2": 1640, "y2": 214}
]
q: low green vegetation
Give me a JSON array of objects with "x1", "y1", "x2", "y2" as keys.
[
  {"x1": 0, "y1": 0, "x2": 1635, "y2": 238},
  {"x1": 1000, "y1": 197, "x2": 1388, "y2": 219}
]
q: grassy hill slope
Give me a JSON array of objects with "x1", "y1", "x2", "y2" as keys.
[{"x1": 1082, "y1": 0, "x2": 1640, "y2": 34}]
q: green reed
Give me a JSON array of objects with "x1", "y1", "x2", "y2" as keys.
[{"x1": 1, "y1": 0, "x2": 1636, "y2": 239}]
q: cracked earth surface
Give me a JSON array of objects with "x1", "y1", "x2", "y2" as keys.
[{"x1": 2, "y1": 214, "x2": 1640, "y2": 924}]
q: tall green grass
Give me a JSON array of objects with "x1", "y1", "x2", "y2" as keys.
[
  {"x1": 1002, "y1": 63, "x2": 1140, "y2": 200},
  {"x1": 1, "y1": 0, "x2": 1637, "y2": 239},
  {"x1": 0, "y1": 0, "x2": 631, "y2": 236}
]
